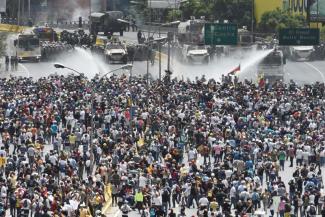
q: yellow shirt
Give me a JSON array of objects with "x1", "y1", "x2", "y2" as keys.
[
  {"x1": 79, "y1": 208, "x2": 91, "y2": 217},
  {"x1": 68, "y1": 135, "x2": 77, "y2": 144},
  {"x1": 0, "y1": 157, "x2": 6, "y2": 167}
]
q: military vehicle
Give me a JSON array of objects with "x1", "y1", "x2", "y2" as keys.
[
  {"x1": 284, "y1": 46, "x2": 315, "y2": 61},
  {"x1": 177, "y1": 18, "x2": 205, "y2": 45},
  {"x1": 104, "y1": 37, "x2": 128, "y2": 64},
  {"x1": 180, "y1": 44, "x2": 210, "y2": 64},
  {"x1": 14, "y1": 33, "x2": 41, "y2": 62},
  {"x1": 90, "y1": 11, "x2": 129, "y2": 36},
  {"x1": 176, "y1": 18, "x2": 211, "y2": 63},
  {"x1": 257, "y1": 49, "x2": 286, "y2": 83}
]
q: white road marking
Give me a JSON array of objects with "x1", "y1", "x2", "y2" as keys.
[
  {"x1": 112, "y1": 210, "x2": 120, "y2": 217},
  {"x1": 304, "y1": 62, "x2": 325, "y2": 83},
  {"x1": 18, "y1": 63, "x2": 30, "y2": 77}
]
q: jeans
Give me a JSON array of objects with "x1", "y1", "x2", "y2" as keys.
[{"x1": 320, "y1": 157, "x2": 325, "y2": 166}]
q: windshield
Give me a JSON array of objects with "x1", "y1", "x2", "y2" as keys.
[
  {"x1": 106, "y1": 44, "x2": 123, "y2": 49},
  {"x1": 188, "y1": 45, "x2": 206, "y2": 51},
  {"x1": 260, "y1": 54, "x2": 282, "y2": 66},
  {"x1": 18, "y1": 37, "x2": 40, "y2": 49},
  {"x1": 240, "y1": 35, "x2": 252, "y2": 43}
]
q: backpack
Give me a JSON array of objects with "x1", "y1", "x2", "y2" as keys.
[
  {"x1": 309, "y1": 205, "x2": 316, "y2": 215},
  {"x1": 163, "y1": 189, "x2": 169, "y2": 197},
  {"x1": 252, "y1": 192, "x2": 260, "y2": 201},
  {"x1": 150, "y1": 208, "x2": 156, "y2": 217},
  {"x1": 23, "y1": 199, "x2": 28, "y2": 208}
]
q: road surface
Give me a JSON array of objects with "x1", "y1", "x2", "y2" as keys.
[
  {"x1": 1, "y1": 31, "x2": 325, "y2": 217},
  {"x1": 1, "y1": 31, "x2": 324, "y2": 84}
]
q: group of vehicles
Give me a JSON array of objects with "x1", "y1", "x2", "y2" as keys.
[
  {"x1": 14, "y1": 26, "x2": 58, "y2": 62},
  {"x1": 10, "y1": 11, "x2": 325, "y2": 87},
  {"x1": 90, "y1": 11, "x2": 129, "y2": 36},
  {"x1": 175, "y1": 18, "x2": 257, "y2": 64}
]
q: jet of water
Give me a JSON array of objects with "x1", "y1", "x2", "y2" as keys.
[
  {"x1": 168, "y1": 48, "x2": 274, "y2": 82},
  {"x1": 54, "y1": 47, "x2": 110, "y2": 79}
]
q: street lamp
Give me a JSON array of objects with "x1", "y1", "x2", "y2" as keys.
[
  {"x1": 54, "y1": 63, "x2": 132, "y2": 78},
  {"x1": 98, "y1": 64, "x2": 133, "y2": 80},
  {"x1": 54, "y1": 63, "x2": 84, "y2": 76}
]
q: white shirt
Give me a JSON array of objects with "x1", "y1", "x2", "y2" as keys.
[
  {"x1": 139, "y1": 176, "x2": 147, "y2": 188},
  {"x1": 152, "y1": 195, "x2": 162, "y2": 206},
  {"x1": 296, "y1": 149, "x2": 303, "y2": 159},
  {"x1": 199, "y1": 197, "x2": 209, "y2": 206},
  {"x1": 188, "y1": 149, "x2": 197, "y2": 160},
  {"x1": 302, "y1": 151, "x2": 309, "y2": 160}
]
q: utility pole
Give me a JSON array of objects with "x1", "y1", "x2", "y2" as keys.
[
  {"x1": 159, "y1": 27, "x2": 161, "y2": 81},
  {"x1": 317, "y1": 0, "x2": 319, "y2": 28},
  {"x1": 21, "y1": 0, "x2": 24, "y2": 25},
  {"x1": 89, "y1": 0, "x2": 92, "y2": 31},
  {"x1": 167, "y1": 32, "x2": 171, "y2": 72},
  {"x1": 146, "y1": 0, "x2": 152, "y2": 88},
  {"x1": 28, "y1": 0, "x2": 31, "y2": 20},
  {"x1": 251, "y1": 0, "x2": 254, "y2": 33},
  {"x1": 18, "y1": 0, "x2": 21, "y2": 26},
  {"x1": 167, "y1": 36, "x2": 170, "y2": 72}
]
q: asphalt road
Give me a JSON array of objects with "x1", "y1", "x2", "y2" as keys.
[
  {"x1": 110, "y1": 153, "x2": 325, "y2": 217},
  {"x1": 1, "y1": 31, "x2": 325, "y2": 217},
  {"x1": 1, "y1": 31, "x2": 324, "y2": 85}
]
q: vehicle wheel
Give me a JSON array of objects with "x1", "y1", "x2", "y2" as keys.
[
  {"x1": 120, "y1": 30, "x2": 123, "y2": 36},
  {"x1": 205, "y1": 57, "x2": 210, "y2": 64},
  {"x1": 123, "y1": 56, "x2": 128, "y2": 64}
]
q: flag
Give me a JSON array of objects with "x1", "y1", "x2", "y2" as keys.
[
  {"x1": 258, "y1": 73, "x2": 265, "y2": 88},
  {"x1": 229, "y1": 64, "x2": 240, "y2": 75}
]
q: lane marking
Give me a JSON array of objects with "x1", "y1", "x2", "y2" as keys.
[
  {"x1": 304, "y1": 62, "x2": 325, "y2": 83},
  {"x1": 18, "y1": 63, "x2": 30, "y2": 78},
  {"x1": 112, "y1": 210, "x2": 121, "y2": 217}
]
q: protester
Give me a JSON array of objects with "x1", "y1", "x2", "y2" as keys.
[{"x1": 0, "y1": 73, "x2": 324, "y2": 217}]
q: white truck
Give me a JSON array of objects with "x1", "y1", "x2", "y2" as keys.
[
  {"x1": 14, "y1": 34, "x2": 42, "y2": 62},
  {"x1": 104, "y1": 41, "x2": 128, "y2": 64},
  {"x1": 288, "y1": 46, "x2": 315, "y2": 61},
  {"x1": 181, "y1": 44, "x2": 210, "y2": 64}
]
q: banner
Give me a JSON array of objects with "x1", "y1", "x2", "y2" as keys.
[
  {"x1": 310, "y1": 0, "x2": 325, "y2": 22},
  {"x1": 0, "y1": 0, "x2": 6, "y2": 13}
]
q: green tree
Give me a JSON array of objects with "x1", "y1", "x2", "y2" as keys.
[
  {"x1": 259, "y1": 8, "x2": 306, "y2": 33},
  {"x1": 166, "y1": 9, "x2": 182, "y2": 22},
  {"x1": 178, "y1": 0, "x2": 252, "y2": 27}
]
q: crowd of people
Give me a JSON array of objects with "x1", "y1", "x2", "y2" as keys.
[
  {"x1": 0, "y1": 72, "x2": 324, "y2": 217},
  {"x1": 60, "y1": 30, "x2": 95, "y2": 48},
  {"x1": 41, "y1": 42, "x2": 75, "y2": 61}
]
